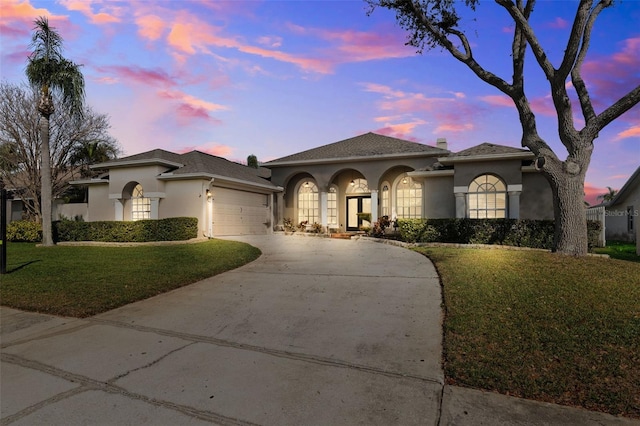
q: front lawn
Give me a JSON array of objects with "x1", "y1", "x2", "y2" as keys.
[
  {"x1": 414, "y1": 247, "x2": 640, "y2": 419},
  {"x1": 0, "y1": 240, "x2": 261, "y2": 317},
  {"x1": 594, "y1": 241, "x2": 640, "y2": 263}
]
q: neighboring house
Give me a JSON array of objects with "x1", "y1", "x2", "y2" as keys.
[
  {"x1": 64, "y1": 132, "x2": 555, "y2": 237},
  {"x1": 71, "y1": 149, "x2": 282, "y2": 237},
  {"x1": 601, "y1": 166, "x2": 640, "y2": 243},
  {"x1": 265, "y1": 132, "x2": 554, "y2": 232}
]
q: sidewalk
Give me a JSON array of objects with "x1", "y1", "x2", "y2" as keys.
[{"x1": 1, "y1": 235, "x2": 638, "y2": 425}]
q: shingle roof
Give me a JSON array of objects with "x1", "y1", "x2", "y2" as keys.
[
  {"x1": 449, "y1": 143, "x2": 530, "y2": 158},
  {"x1": 94, "y1": 149, "x2": 278, "y2": 188},
  {"x1": 266, "y1": 132, "x2": 448, "y2": 164}
]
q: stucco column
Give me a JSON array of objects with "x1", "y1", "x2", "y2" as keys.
[
  {"x1": 508, "y1": 192, "x2": 521, "y2": 219},
  {"x1": 507, "y1": 185, "x2": 522, "y2": 219},
  {"x1": 276, "y1": 192, "x2": 285, "y2": 230},
  {"x1": 370, "y1": 189, "x2": 379, "y2": 223},
  {"x1": 150, "y1": 198, "x2": 160, "y2": 220},
  {"x1": 319, "y1": 190, "x2": 328, "y2": 228},
  {"x1": 454, "y1": 187, "x2": 467, "y2": 219},
  {"x1": 114, "y1": 199, "x2": 124, "y2": 221}
]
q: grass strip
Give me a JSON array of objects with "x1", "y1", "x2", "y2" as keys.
[
  {"x1": 413, "y1": 247, "x2": 640, "y2": 419},
  {"x1": 0, "y1": 240, "x2": 260, "y2": 317}
]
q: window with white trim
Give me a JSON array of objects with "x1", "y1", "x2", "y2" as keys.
[
  {"x1": 468, "y1": 174, "x2": 507, "y2": 218},
  {"x1": 327, "y1": 186, "x2": 338, "y2": 226},
  {"x1": 396, "y1": 177, "x2": 422, "y2": 219},
  {"x1": 348, "y1": 178, "x2": 369, "y2": 193},
  {"x1": 381, "y1": 184, "x2": 390, "y2": 216},
  {"x1": 298, "y1": 181, "x2": 319, "y2": 224},
  {"x1": 131, "y1": 184, "x2": 151, "y2": 221}
]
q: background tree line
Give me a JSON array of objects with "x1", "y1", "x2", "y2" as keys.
[{"x1": 0, "y1": 82, "x2": 120, "y2": 220}]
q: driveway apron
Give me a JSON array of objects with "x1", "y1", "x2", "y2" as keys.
[{"x1": 1, "y1": 235, "x2": 443, "y2": 425}]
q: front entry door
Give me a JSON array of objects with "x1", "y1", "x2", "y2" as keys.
[{"x1": 347, "y1": 196, "x2": 371, "y2": 231}]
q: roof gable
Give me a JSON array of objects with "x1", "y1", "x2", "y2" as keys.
[{"x1": 266, "y1": 132, "x2": 448, "y2": 165}]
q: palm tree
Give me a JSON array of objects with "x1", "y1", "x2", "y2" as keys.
[
  {"x1": 26, "y1": 16, "x2": 85, "y2": 246},
  {"x1": 70, "y1": 140, "x2": 119, "y2": 178},
  {"x1": 597, "y1": 186, "x2": 618, "y2": 204}
]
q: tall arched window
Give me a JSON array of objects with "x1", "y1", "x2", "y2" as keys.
[
  {"x1": 327, "y1": 186, "x2": 338, "y2": 227},
  {"x1": 468, "y1": 174, "x2": 507, "y2": 218},
  {"x1": 396, "y1": 176, "x2": 422, "y2": 218},
  {"x1": 298, "y1": 181, "x2": 319, "y2": 224},
  {"x1": 132, "y1": 184, "x2": 151, "y2": 220},
  {"x1": 381, "y1": 184, "x2": 390, "y2": 217}
]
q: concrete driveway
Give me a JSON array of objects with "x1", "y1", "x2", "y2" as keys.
[{"x1": 1, "y1": 235, "x2": 444, "y2": 425}]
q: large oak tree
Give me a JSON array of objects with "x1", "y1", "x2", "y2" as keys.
[{"x1": 368, "y1": 0, "x2": 640, "y2": 256}]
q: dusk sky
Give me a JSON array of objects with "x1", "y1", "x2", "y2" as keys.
[{"x1": 1, "y1": 0, "x2": 638, "y2": 205}]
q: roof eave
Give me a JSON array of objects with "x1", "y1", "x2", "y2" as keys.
[
  {"x1": 439, "y1": 152, "x2": 534, "y2": 164},
  {"x1": 91, "y1": 159, "x2": 184, "y2": 170},
  {"x1": 158, "y1": 172, "x2": 282, "y2": 192},
  {"x1": 266, "y1": 150, "x2": 448, "y2": 167}
]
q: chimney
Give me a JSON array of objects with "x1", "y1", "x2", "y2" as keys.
[{"x1": 436, "y1": 137, "x2": 448, "y2": 151}]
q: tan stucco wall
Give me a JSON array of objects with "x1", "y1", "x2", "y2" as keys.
[
  {"x1": 87, "y1": 184, "x2": 113, "y2": 221},
  {"x1": 520, "y1": 172, "x2": 554, "y2": 220},
  {"x1": 108, "y1": 165, "x2": 168, "y2": 198},
  {"x1": 423, "y1": 175, "x2": 455, "y2": 219},
  {"x1": 452, "y1": 160, "x2": 523, "y2": 187}
]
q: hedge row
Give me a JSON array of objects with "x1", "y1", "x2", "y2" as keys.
[
  {"x1": 6, "y1": 217, "x2": 198, "y2": 243},
  {"x1": 395, "y1": 218, "x2": 602, "y2": 251}
]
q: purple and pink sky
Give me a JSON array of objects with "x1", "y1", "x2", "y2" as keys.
[{"x1": 1, "y1": 0, "x2": 638, "y2": 205}]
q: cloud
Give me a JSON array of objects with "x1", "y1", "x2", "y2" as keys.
[
  {"x1": 582, "y1": 36, "x2": 640, "y2": 107},
  {"x1": 135, "y1": 14, "x2": 166, "y2": 41},
  {"x1": 257, "y1": 36, "x2": 283, "y2": 48},
  {"x1": 614, "y1": 125, "x2": 640, "y2": 141},
  {"x1": 479, "y1": 95, "x2": 513, "y2": 108},
  {"x1": 584, "y1": 182, "x2": 612, "y2": 206},
  {"x1": 546, "y1": 17, "x2": 569, "y2": 29},
  {"x1": 435, "y1": 123, "x2": 474, "y2": 133},
  {"x1": 0, "y1": 0, "x2": 72, "y2": 39},
  {"x1": 97, "y1": 65, "x2": 177, "y2": 87},
  {"x1": 59, "y1": 0, "x2": 121, "y2": 24}
]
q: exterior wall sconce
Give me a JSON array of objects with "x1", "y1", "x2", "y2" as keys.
[
  {"x1": 304, "y1": 181, "x2": 310, "y2": 188},
  {"x1": 350, "y1": 180, "x2": 355, "y2": 187},
  {"x1": 402, "y1": 177, "x2": 408, "y2": 184}
]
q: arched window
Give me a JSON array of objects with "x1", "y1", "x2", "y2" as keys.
[
  {"x1": 381, "y1": 184, "x2": 390, "y2": 217},
  {"x1": 327, "y1": 186, "x2": 338, "y2": 226},
  {"x1": 396, "y1": 176, "x2": 422, "y2": 219},
  {"x1": 132, "y1": 184, "x2": 151, "y2": 220},
  {"x1": 348, "y1": 178, "x2": 369, "y2": 193},
  {"x1": 298, "y1": 181, "x2": 319, "y2": 224},
  {"x1": 468, "y1": 174, "x2": 507, "y2": 218}
]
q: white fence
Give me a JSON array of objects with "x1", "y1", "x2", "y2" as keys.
[{"x1": 586, "y1": 205, "x2": 606, "y2": 247}]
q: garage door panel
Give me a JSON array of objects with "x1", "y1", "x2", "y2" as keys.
[{"x1": 212, "y1": 188, "x2": 270, "y2": 236}]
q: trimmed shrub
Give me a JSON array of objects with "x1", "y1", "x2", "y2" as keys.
[
  {"x1": 394, "y1": 218, "x2": 600, "y2": 251},
  {"x1": 7, "y1": 220, "x2": 42, "y2": 242},
  {"x1": 53, "y1": 217, "x2": 198, "y2": 242}
]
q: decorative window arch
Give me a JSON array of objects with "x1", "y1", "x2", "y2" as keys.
[
  {"x1": 381, "y1": 183, "x2": 390, "y2": 217},
  {"x1": 298, "y1": 181, "x2": 319, "y2": 224},
  {"x1": 468, "y1": 174, "x2": 507, "y2": 218},
  {"x1": 327, "y1": 186, "x2": 338, "y2": 226},
  {"x1": 396, "y1": 176, "x2": 422, "y2": 219},
  {"x1": 348, "y1": 178, "x2": 369, "y2": 193},
  {"x1": 131, "y1": 183, "x2": 151, "y2": 221}
]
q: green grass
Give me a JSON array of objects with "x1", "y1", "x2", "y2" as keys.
[
  {"x1": 414, "y1": 247, "x2": 640, "y2": 419},
  {"x1": 0, "y1": 240, "x2": 261, "y2": 317},
  {"x1": 594, "y1": 241, "x2": 640, "y2": 263}
]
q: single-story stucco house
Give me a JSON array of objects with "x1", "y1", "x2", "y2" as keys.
[{"x1": 67, "y1": 132, "x2": 554, "y2": 237}]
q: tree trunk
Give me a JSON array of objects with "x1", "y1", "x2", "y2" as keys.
[
  {"x1": 547, "y1": 168, "x2": 589, "y2": 256},
  {"x1": 39, "y1": 113, "x2": 54, "y2": 246}
]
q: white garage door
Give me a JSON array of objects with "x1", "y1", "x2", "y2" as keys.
[{"x1": 212, "y1": 188, "x2": 270, "y2": 236}]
